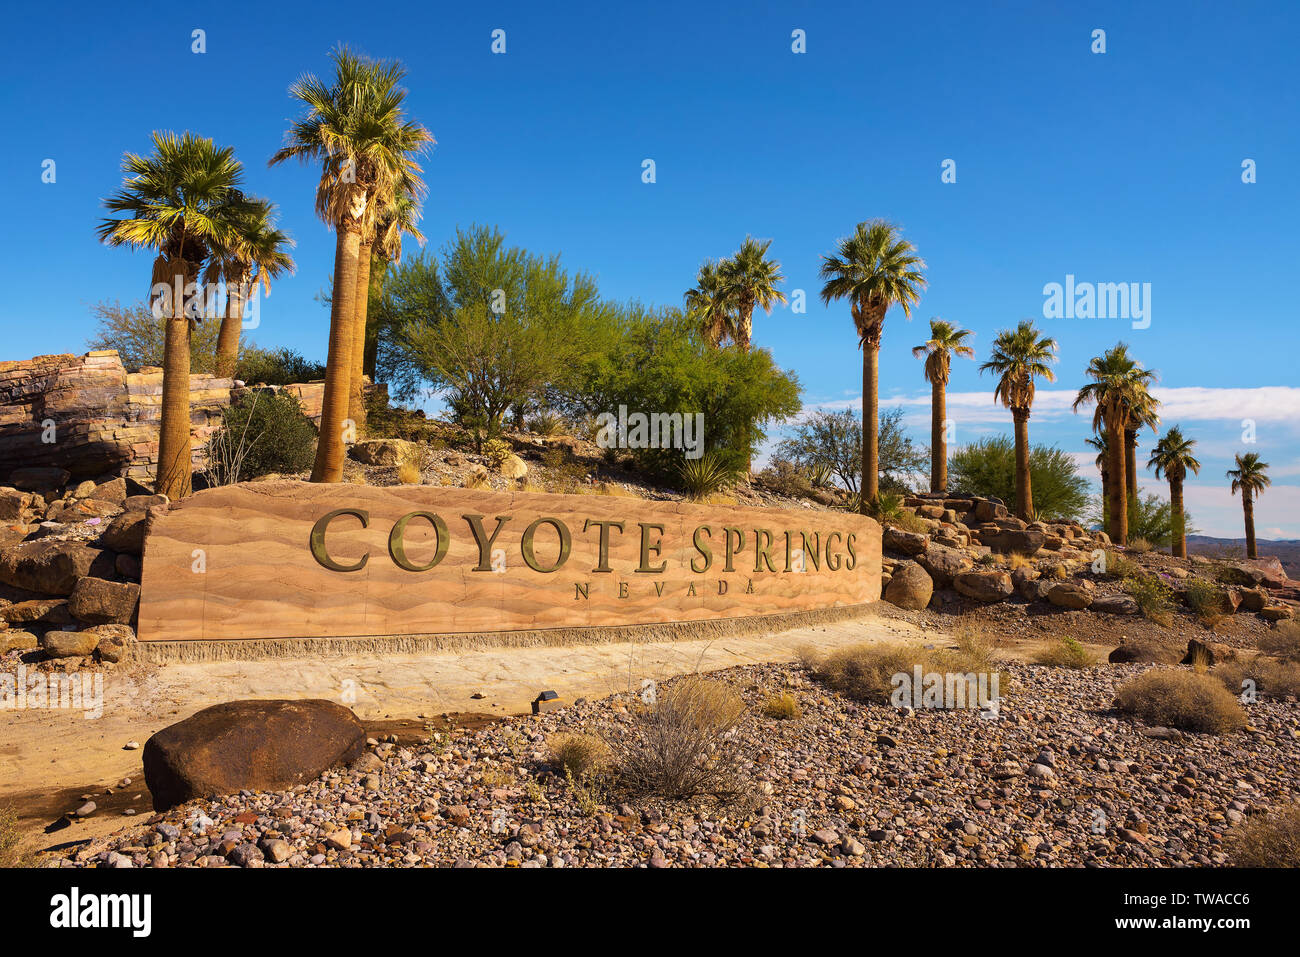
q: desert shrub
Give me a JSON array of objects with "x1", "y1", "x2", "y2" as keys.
[
  {"x1": 757, "y1": 457, "x2": 812, "y2": 498},
  {"x1": 888, "y1": 510, "x2": 931, "y2": 535},
  {"x1": 88, "y1": 299, "x2": 225, "y2": 373},
  {"x1": 1126, "y1": 536, "x2": 1153, "y2": 555},
  {"x1": 397, "y1": 460, "x2": 421, "y2": 485},
  {"x1": 481, "y1": 438, "x2": 513, "y2": 469},
  {"x1": 204, "y1": 390, "x2": 317, "y2": 483},
  {"x1": 611, "y1": 677, "x2": 747, "y2": 803},
  {"x1": 762, "y1": 693, "x2": 802, "y2": 720},
  {"x1": 0, "y1": 804, "x2": 32, "y2": 868},
  {"x1": 235, "y1": 346, "x2": 326, "y2": 385},
  {"x1": 548, "y1": 733, "x2": 610, "y2": 778},
  {"x1": 1185, "y1": 578, "x2": 1232, "y2": 625},
  {"x1": 1102, "y1": 550, "x2": 1139, "y2": 580},
  {"x1": 807, "y1": 462, "x2": 835, "y2": 489},
  {"x1": 1214, "y1": 658, "x2": 1300, "y2": 699},
  {"x1": 1113, "y1": 669, "x2": 1246, "y2": 734},
  {"x1": 1034, "y1": 636, "x2": 1097, "y2": 669},
  {"x1": 864, "y1": 490, "x2": 904, "y2": 521},
  {"x1": 810, "y1": 637, "x2": 1003, "y2": 707},
  {"x1": 527, "y1": 411, "x2": 566, "y2": 436},
  {"x1": 1226, "y1": 806, "x2": 1300, "y2": 867},
  {"x1": 1258, "y1": 622, "x2": 1300, "y2": 662},
  {"x1": 775, "y1": 407, "x2": 924, "y2": 494},
  {"x1": 676, "y1": 451, "x2": 738, "y2": 501},
  {"x1": 1123, "y1": 574, "x2": 1176, "y2": 627},
  {"x1": 1008, "y1": 552, "x2": 1034, "y2": 572},
  {"x1": 1089, "y1": 492, "x2": 1196, "y2": 549},
  {"x1": 948, "y1": 435, "x2": 1089, "y2": 522}
]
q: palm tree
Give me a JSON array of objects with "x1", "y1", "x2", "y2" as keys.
[
  {"x1": 1085, "y1": 433, "x2": 1111, "y2": 537},
  {"x1": 912, "y1": 318, "x2": 974, "y2": 493},
  {"x1": 717, "y1": 237, "x2": 785, "y2": 352},
  {"x1": 348, "y1": 174, "x2": 425, "y2": 427},
  {"x1": 1148, "y1": 426, "x2": 1200, "y2": 558},
  {"x1": 98, "y1": 131, "x2": 251, "y2": 499},
  {"x1": 208, "y1": 199, "x2": 296, "y2": 380},
  {"x1": 1228, "y1": 452, "x2": 1271, "y2": 559},
  {"x1": 819, "y1": 221, "x2": 926, "y2": 508},
  {"x1": 270, "y1": 47, "x2": 432, "y2": 482},
  {"x1": 979, "y1": 320, "x2": 1058, "y2": 519},
  {"x1": 685, "y1": 260, "x2": 735, "y2": 347},
  {"x1": 1073, "y1": 343, "x2": 1157, "y2": 546},
  {"x1": 1124, "y1": 387, "x2": 1161, "y2": 503}
]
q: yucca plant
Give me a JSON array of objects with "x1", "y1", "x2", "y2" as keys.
[{"x1": 677, "y1": 452, "x2": 737, "y2": 501}]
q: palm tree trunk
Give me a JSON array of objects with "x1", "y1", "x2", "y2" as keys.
[
  {"x1": 1099, "y1": 465, "x2": 1111, "y2": 538},
  {"x1": 1107, "y1": 408, "x2": 1128, "y2": 544},
  {"x1": 738, "y1": 297, "x2": 754, "y2": 353},
  {"x1": 157, "y1": 311, "x2": 193, "y2": 499},
  {"x1": 347, "y1": 241, "x2": 374, "y2": 430},
  {"x1": 1125, "y1": 428, "x2": 1139, "y2": 502},
  {"x1": 862, "y1": 343, "x2": 879, "y2": 510},
  {"x1": 1170, "y1": 478, "x2": 1186, "y2": 558},
  {"x1": 1244, "y1": 493, "x2": 1257, "y2": 559},
  {"x1": 311, "y1": 227, "x2": 361, "y2": 483},
  {"x1": 1013, "y1": 408, "x2": 1033, "y2": 520},
  {"x1": 930, "y1": 380, "x2": 945, "y2": 493},
  {"x1": 213, "y1": 278, "x2": 244, "y2": 380}
]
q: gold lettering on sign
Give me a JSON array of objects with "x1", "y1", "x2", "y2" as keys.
[
  {"x1": 463, "y1": 514, "x2": 512, "y2": 571},
  {"x1": 388, "y1": 511, "x2": 450, "y2": 572},
  {"x1": 521, "y1": 517, "x2": 572, "y2": 573},
  {"x1": 583, "y1": 519, "x2": 624, "y2": 573},
  {"x1": 637, "y1": 523, "x2": 667, "y2": 573},
  {"x1": 309, "y1": 508, "x2": 370, "y2": 572}
]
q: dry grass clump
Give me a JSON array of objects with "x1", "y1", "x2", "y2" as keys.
[
  {"x1": 1102, "y1": 550, "x2": 1139, "y2": 580},
  {"x1": 1123, "y1": 574, "x2": 1176, "y2": 628},
  {"x1": 1007, "y1": 552, "x2": 1034, "y2": 572},
  {"x1": 1114, "y1": 668, "x2": 1247, "y2": 734},
  {"x1": 1226, "y1": 806, "x2": 1300, "y2": 867},
  {"x1": 0, "y1": 804, "x2": 33, "y2": 868},
  {"x1": 1033, "y1": 635, "x2": 1097, "y2": 669},
  {"x1": 1214, "y1": 658, "x2": 1300, "y2": 699},
  {"x1": 548, "y1": 733, "x2": 610, "y2": 778},
  {"x1": 809, "y1": 633, "x2": 1003, "y2": 707},
  {"x1": 1184, "y1": 578, "x2": 1231, "y2": 626},
  {"x1": 888, "y1": 510, "x2": 931, "y2": 535},
  {"x1": 1126, "y1": 536, "x2": 1153, "y2": 555},
  {"x1": 396, "y1": 460, "x2": 421, "y2": 485},
  {"x1": 762, "y1": 693, "x2": 802, "y2": 720},
  {"x1": 1258, "y1": 622, "x2": 1300, "y2": 662},
  {"x1": 612, "y1": 676, "x2": 748, "y2": 803}
]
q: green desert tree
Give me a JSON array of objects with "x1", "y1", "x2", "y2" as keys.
[
  {"x1": 978, "y1": 320, "x2": 1058, "y2": 520},
  {"x1": 716, "y1": 237, "x2": 785, "y2": 353},
  {"x1": 270, "y1": 47, "x2": 432, "y2": 482},
  {"x1": 1148, "y1": 426, "x2": 1201, "y2": 558},
  {"x1": 819, "y1": 220, "x2": 926, "y2": 509},
  {"x1": 911, "y1": 318, "x2": 974, "y2": 493},
  {"x1": 206, "y1": 198, "x2": 296, "y2": 379},
  {"x1": 1073, "y1": 343, "x2": 1158, "y2": 545},
  {"x1": 948, "y1": 435, "x2": 1090, "y2": 522},
  {"x1": 1227, "y1": 452, "x2": 1272, "y2": 559},
  {"x1": 98, "y1": 131, "x2": 252, "y2": 499},
  {"x1": 776, "y1": 407, "x2": 925, "y2": 495}
]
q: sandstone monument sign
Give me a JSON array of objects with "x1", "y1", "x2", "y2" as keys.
[{"x1": 137, "y1": 481, "x2": 882, "y2": 648}]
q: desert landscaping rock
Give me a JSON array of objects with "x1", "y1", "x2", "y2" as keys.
[
  {"x1": 348, "y1": 439, "x2": 418, "y2": 467},
  {"x1": 953, "y1": 570, "x2": 1014, "y2": 603},
  {"x1": 142, "y1": 698, "x2": 368, "y2": 811},
  {"x1": 100, "y1": 510, "x2": 147, "y2": 554},
  {"x1": 40, "y1": 629, "x2": 100, "y2": 659},
  {"x1": 0, "y1": 629, "x2": 39, "y2": 653},
  {"x1": 68, "y1": 576, "x2": 140, "y2": 625},
  {"x1": 1091, "y1": 595, "x2": 1139, "y2": 616},
  {"x1": 0, "y1": 540, "x2": 116, "y2": 595},
  {"x1": 1047, "y1": 580, "x2": 1095, "y2": 610},
  {"x1": 883, "y1": 562, "x2": 934, "y2": 611},
  {"x1": 916, "y1": 544, "x2": 970, "y2": 588},
  {"x1": 883, "y1": 528, "x2": 928, "y2": 556}
]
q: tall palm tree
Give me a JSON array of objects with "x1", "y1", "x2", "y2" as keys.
[
  {"x1": 1085, "y1": 432, "x2": 1111, "y2": 537},
  {"x1": 1148, "y1": 426, "x2": 1200, "y2": 558},
  {"x1": 685, "y1": 260, "x2": 735, "y2": 347},
  {"x1": 979, "y1": 320, "x2": 1058, "y2": 519},
  {"x1": 717, "y1": 237, "x2": 785, "y2": 352},
  {"x1": 208, "y1": 199, "x2": 296, "y2": 380},
  {"x1": 98, "y1": 131, "x2": 251, "y2": 499},
  {"x1": 819, "y1": 221, "x2": 926, "y2": 508},
  {"x1": 1073, "y1": 343, "x2": 1157, "y2": 546},
  {"x1": 1227, "y1": 452, "x2": 1271, "y2": 559},
  {"x1": 270, "y1": 47, "x2": 432, "y2": 482},
  {"x1": 348, "y1": 174, "x2": 425, "y2": 427},
  {"x1": 912, "y1": 318, "x2": 974, "y2": 493}
]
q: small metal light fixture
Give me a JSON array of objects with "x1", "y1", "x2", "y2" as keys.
[{"x1": 532, "y1": 690, "x2": 563, "y2": 715}]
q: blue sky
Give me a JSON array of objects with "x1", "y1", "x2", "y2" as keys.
[{"x1": 3, "y1": 0, "x2": 1297, "y2": 537}]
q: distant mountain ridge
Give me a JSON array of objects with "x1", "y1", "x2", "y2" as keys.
[{"x1": 1187, "y1": 535, "x2": 1300, "y2": 579}]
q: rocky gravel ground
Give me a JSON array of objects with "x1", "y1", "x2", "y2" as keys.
[{"x1": 55, "y1": 660, "x2": 1300, "y2": 869}]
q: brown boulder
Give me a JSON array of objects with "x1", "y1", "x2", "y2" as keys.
[
  {"x1": 916, "y1": 544, "x2": 971, "y2": 588},
  {"x1": 142, "y1": 699, "x2": 367, "y2": 811},
  {"x1": 8, "y1": 467, "x2": 70, "y2": 492},
  {"x1": 69, "y1": 577, "x2": 140, "y2": 625},
  {"x1": 1047, "y1": 580, "x2": 1095, "y2": 610},
  {"x1": 123, "y1": 494, "x2": 168, "y2": 511},
  {"x1": 0, "y1": 488, "x2": 33, "y2": 521},
  {"x1": 85, "y1": 624, "x2": 136, "y2": 663},
  {"x1": 1180, "y1": 638, "x2": 1236, "y2": 667},
  {"x1": 88, "y1": 478, "x2": 128, "y2": 506},
  {"x1": 882, "y1": 527, "x2": 929, "y2": 556},
  {"x1": 348, "y1": 439, "x2": 417, "y2": 467},
  {"x1": 1261, "y1": 605, "x2": 1295, "y2": 622},
  {"x1": 1108, "y1": 641, "x2": 1181, "y2": 665},
  {"x1": 883, "y1": 562, "x2": 934, "y2": 610},
  {"x1": 1091, "y1": 594, "x2": 1139, "y2": 615},
  {"x1": 101, "y1": 510, "x2": 147, "y2": 555},
  {"x1": 0, "y1": 540, "x2": 115, "y2": 595},
  {"x1": 1, "y1": 598, "x2": 73, "y2": 626},
  {"x1": 1239, "y1": 587, "x2": 1268, "y2": 613},
  {"x1": 40, "y1": 629, "x2": 100, "y2": 658},
  {"x1": 953, "y1": 569, "x2": 1014, "y2": 603},
  {"x1": 1, "y1": 630, "x2": 39, "y2": 654}
]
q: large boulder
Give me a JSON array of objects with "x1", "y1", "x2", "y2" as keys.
[
  {"x1": 7, "y1": 467, "x2": 70, "y2": 492},
  {"x1": 916, "y1": 543, "x2": 971, "y2": 588},
  {"x1": 883, "y1": 561, "x2": 934, "y2": 610},
  {"x1": 40, "y1": 629, "x2": 100, "y2": 659},
  {"x1": 1261, "y1": 605, "x2": 1295, "y2": 622},
  {"x1": 100, "y1": 510, "x2": 147, "y2": 555},
  {"x1": 0, "y1": 488, "x2": 33, "y2": 522},
  {"x1": 1239, "y1": 587, "x2": 1268, "y2": 613},
  {"x1": 142, "y1": 699, "x2": 366, "y2": 811},
  {"x1": 1047, "y1": 580, "x2": 1095, "y2": 610},
  {"x1": 1108, "y1": 641, "x2": 1181, "y2": 664},
  {"x1": 953, "y1": 569, "x2": 1014, "y2": 603},
  {"x1": 1, "y1": 630, "x2": 39, "y2": 654},
  {"x1": 980, "y1": 527, "x2": 1045, "y2": 557},
  {"x1": 0, "y1": 540, "x2": 115, "y2": 595},
  {"x1": 972, "y1": 499, "x2": 1008, "y2": 522},
  {"x1": 1091, "y1": 594, "x2": 1139, "y2": 615},
  {"x1": 348, "y1": 439, "x2": 418, "y2": 467},
  {"x1": 69, "y1": 576, "x2": 140, "y2": 625},
  {"x1": 497, "y1": 454, "x2": 528, "y2": 480},
  {"x1": 882, "y1": 527, "x2": 928, "y2": 556},
  {"x1": 1, "y1": 598, "x2": 73, "y2": 627}
]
